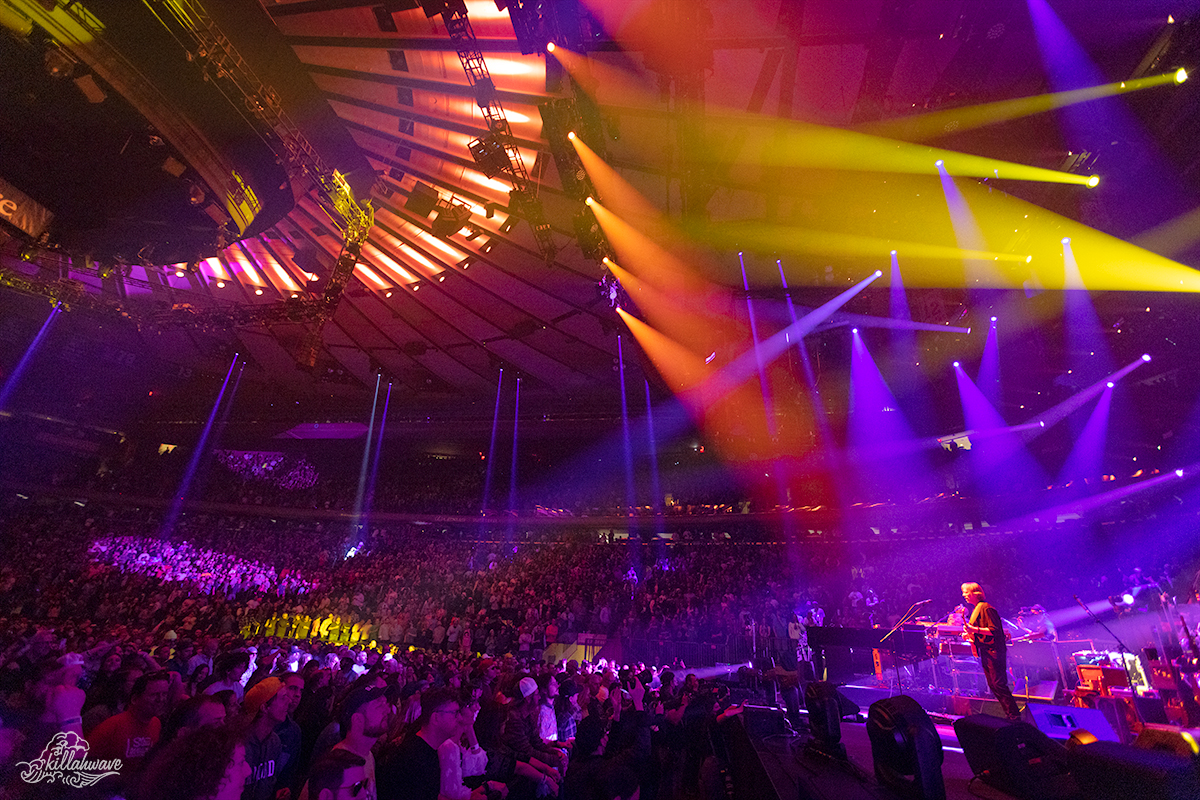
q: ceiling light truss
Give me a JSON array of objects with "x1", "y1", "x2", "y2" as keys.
[
  {"x1": 436, "y1": 4, "x2": 556, "y2": 259},
  {"x1": 146, "y1": 0, "x2": 374, "y2": 320}
]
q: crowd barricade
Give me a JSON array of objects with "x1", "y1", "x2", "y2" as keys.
[{"x1": 623, "y1": 634, "x2": 798, "y2": 669}]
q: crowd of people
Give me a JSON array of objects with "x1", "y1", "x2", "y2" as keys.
[{"x1": 0, "y1": 475, "x2": 1196, "y2": 800}]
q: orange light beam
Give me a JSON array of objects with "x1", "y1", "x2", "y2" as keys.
[
  {"x1": 572, "y1": 130, "x2": 664, "y2": 226},
  {"x1": 615, "y1": 308, "x2": 709, "y2": 391},
  {"x1": 606, "y1": 260, "x2": 722, "y2": 353},
  {"x1": 588, "y1": 199, "x2": 708, "y2": 295}
]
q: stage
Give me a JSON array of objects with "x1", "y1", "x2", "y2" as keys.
[{"x1": 732, "y1": 682, "x2": 1200, "y2": 800}]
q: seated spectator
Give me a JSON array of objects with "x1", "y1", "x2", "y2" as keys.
[
  {"x1": 3, "y1": 656, "x2": 86, "y2": 763},
  {"x1": 132, "y1": 725, "x2": 250, "y2": 800},
  {"x1": 501, "y1": 677, "x2": 565, "y2": 775},
  {"x1": 562, "y1": 678, "x2": 649, "y2": 800},
  {"x1": 205, "y1": 653, "x2": 251, "y2": 702},
  {"x1": 240, "y1": 676, "x2": 296, "y2": 800},
  {"x1": 303, "y1": 748, "x2": 369, "y2": 800},
  {"x1": 87, "y1": 669, "x2": 169, "y2": 775},
  {"x1": 437, "y1": 688, "x2": 502, "y2": 800},
  {"x1": 84, "y1": 666, "x2": 144, "y2": 733},
  {"x1": 377, "y1": 687, "x2": 460, "y2": 800},
  {"x1": 301, "y1": 682, "x2": 388, "y2": 799},
  {"x1": 157, "y1": 693, "x2": 227, "y2": 749}
]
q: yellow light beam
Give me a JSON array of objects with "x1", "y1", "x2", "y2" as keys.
[
  {"x1": 556, "y1": 44, "x2": 1091, "y2": 185},
  {"x1": 748, "y1": 120, "x2": 1093, "y2": 184},
  {"x1": 862, "y1": 71, "x2": 1184, "y2": 142},
  {"x1": 690, "y1": 220, "x2": 1027, "y2": 264},
  {"x1": 1131, "y1": 204, "x2": 1200, "y2": 258}
]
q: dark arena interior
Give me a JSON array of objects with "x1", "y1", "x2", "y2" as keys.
[{"x1": 5, "y1": 1, "x2": 1200, "y2": 799}]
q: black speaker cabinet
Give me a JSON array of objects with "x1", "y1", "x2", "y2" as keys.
[
  {"x1": 1070, "y1": 740, "x2": 1200, "y2": 800},
  {"x1": 866, "y1": 695, "x2": 945, "y2": 800},
  {"x1": 1023, "y1": 702, "x2": 1120, "y2": 742},
  {"x1": 1135, "y1": 726, "x2": 1200, "y2": 759},
  {"x1": 804, "y1": 681, "x2": 845, "y2": 759},
  {"x1": 953, "y1": 714, "x2": 1076, "y2": 800}
]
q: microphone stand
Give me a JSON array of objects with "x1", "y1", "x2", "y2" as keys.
[
  {"x1": 1073, "y1": 596, "x2": 1140, "y2": 711},
  {"x1": 881, "y1": 600, "x2": 931, "y2": 693}
]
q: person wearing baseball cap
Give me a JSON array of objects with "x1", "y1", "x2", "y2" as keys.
[
  {"x1": 502, "y1": 674, "x2": 566, "y2": 780},
  {"x1": 241, "y1": 676, "x2": 300, "y2": 800}
]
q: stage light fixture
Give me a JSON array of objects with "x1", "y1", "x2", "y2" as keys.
[
  {"x1": 1087, "y1": 175, "x2": 1100, "y2": 188},
  {"x1": 851, "y1": 327, "x2": 859, "y2": 334},
  {"x1": 385, "y1": 290, "x2": 393, "y2": 297},
  {"x1": 1177, "y1": 469, "x2": 1184, "y2": 477},
  {"x1": 546, "y1": 42, "x2": 555, "y2": 52},
  {"x1": 935, "y1": 159, "x2": 945, "y2": 167},
  {"x1": 175, "y1": 270, "x2": 185, "y2": 277},
  {"x1": 890, "y1": 249, "x2": 897, "y2": 255},
  {"x1": 1107, "y1": 382, "x2": 1114, "y2": 388},
  {"x1": 1176, "y1": 67, "x2": 1188, "y2": 84},
  {"x1": 953, "y1": 361, "x2": 961, "y2": 367},
  {"x1": 216, "y1": 281, "x2": 225, "y2": 288},
  {"x1": 1061, "y1": 237, "x2": 1071, "y2": 244},
  {"x1": 874, "y1": 269, "x2": 883, "y2": 277},
  {"x1": 990, "y1": 316, "x2": 997, "y2": 322},
  {"x1": 1142, "y1": 354, "x2": 1152, "y2": 362},
  {"x1": 585, "y1": 196, "x2": 594, "y2": 205},
  {"x1": 567, "y1": 131, "x2": 576, "y2": 140},
  {"x1": 254, "y1": 287, "x2": 263, "y2": 295},
  {"x1": 1026, "y1": 255, "x2": 1033, "y2": 263}
]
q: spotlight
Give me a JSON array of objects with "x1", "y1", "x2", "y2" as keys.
[
  {"x1": 1087, "y1": 175, "x2": 1100, "y2": 188},
  {"x1": 953, "y1": 361, "x2": 960, "y2": 368},
  {"x1": 216, "y1": 281, "x2": 225, "y2": 288},
  {"x1": 1176, "y1": 67, "x2": 1188, "y2": 84},
  {"x1": 1026, "y1": 255, "x2": 1033, "y2": 263},
  {"x1": 546, "y1": 42, "x2": 556, "y2": 53},
  {"x1": 584, "y1": 196, "x2": 594, "y2": 205},
  {"x1": 1177, "y1": 469, "x2": 1185, "y2": 478},
  {"x1": 890, "y1": 249, "x2": 897, "y2": 255},
  {"x1": 254, "y1": 287, "x2": 263, "y2": 295},
  {"x1": 567, "y1": 131, "x2": 576, "y2": 140},
  {"x1": 1061, "y1": 237, "x2": 1071, "y2": 244},
  {"x1": 935, "y1": 159, "x2": 944, "y2": 167},
  {"x1": 385, "y1": 290, "x2": 393, "y2": 297},
  {"x1": 874, "y1": 269, "x2": 882, "y2": 277},
  {"x1": 1107, "y1": 382, "x2": 1114, "y2": 388},
  {"x1": 851, "y1": 327, "x2": 859, "y2": 334},
  {"x1": 175, "y1": 270, "x2": 185, "y2": 277},
  {"x1": 990, "y1": 316, "x2": 997, "y2": 322},
  {"x1": 1142, "y1": 354, "x2": 1152, "y2": 362}
]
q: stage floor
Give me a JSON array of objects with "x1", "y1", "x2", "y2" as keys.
[{"x1": 743, "y1": 684, "x2": 1039, "y2": 800}]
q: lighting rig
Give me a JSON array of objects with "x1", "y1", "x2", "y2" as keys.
[
  {"x1": 0, "y1": 0, "x2": 374, "y2": 360},
  {"x1": 409, "y1": 0, "x2": 557, "y2": 260}
]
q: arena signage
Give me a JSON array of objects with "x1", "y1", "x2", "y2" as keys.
[{"x1": 0, "y1": 174, "x2": 54, "y2": 239}]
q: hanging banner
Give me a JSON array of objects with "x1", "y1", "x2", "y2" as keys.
[{"x1": 0, "y1": 175, "x2": 54, "y2": 239}]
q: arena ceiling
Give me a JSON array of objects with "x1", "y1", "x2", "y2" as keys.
[{"x1": 2, "y1": 0, "x2": 1200, "y2": 439}]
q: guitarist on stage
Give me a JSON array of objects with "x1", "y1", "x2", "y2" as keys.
[{"x1": 961, "y1": 582, "x2": 1022, "y2": 721}]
